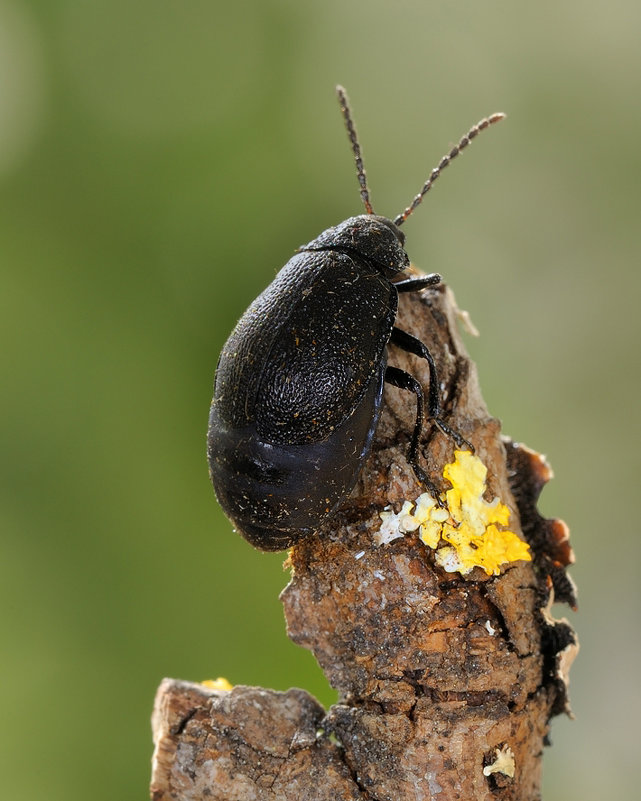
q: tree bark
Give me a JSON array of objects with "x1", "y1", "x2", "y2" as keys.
[{"x1": 150, "y1": 282, "x2": 578, "y2": 800}]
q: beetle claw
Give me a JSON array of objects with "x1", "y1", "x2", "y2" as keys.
[
  {"x1": 433, "y1": 418, "x2": 474, "y2": 454},
  {"x1": 410, "y1": 462, "x2": 447, "y2": 508}
]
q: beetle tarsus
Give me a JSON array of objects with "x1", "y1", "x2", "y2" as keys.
[{"x1": 408, "y1": 461, "x2": 448, "y2": 509}]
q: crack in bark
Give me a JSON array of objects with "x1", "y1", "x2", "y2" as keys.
[{"x1": 171, "y1": 707, "x2": 198, "y2": 737}]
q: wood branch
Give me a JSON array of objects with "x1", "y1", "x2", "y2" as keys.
[{"x1": 150, "y1": 282, "x2": 578, "y2": 800}]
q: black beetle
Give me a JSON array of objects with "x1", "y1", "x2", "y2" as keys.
[{"x1": 208, "y1": 87, "x2": 504, "y2": 551}]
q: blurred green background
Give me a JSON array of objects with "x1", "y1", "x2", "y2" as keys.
[{"x1": 2, "y1": 1, "x2": 639, "y2": 799}]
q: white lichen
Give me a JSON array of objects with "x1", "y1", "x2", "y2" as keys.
[{"x1": 483, "y1": 744, "x2": 515, "y2": 778}]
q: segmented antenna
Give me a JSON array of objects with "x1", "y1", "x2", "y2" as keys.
[
  {"x1": 336, "y1": 85, "x2": 374, "y2": 215},
  {"x1": 394, "y1": 112, "x2": 505, "y2": 226}
]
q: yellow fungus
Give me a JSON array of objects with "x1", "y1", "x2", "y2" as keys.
[
  {"x1": 201, "y1": 677, "x2": 233, "y2": 691},
  {"x1": 378, "y1": 451, "x2": 531, "y2": 576}
]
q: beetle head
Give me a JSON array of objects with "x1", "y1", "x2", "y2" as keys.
[{"x1": 305, "y1": 214, "x2": 410, "y2": 278}]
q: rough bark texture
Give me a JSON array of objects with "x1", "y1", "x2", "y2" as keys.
[{"x1": 151, "y1": 283, "x2": 577, "y2": 800}]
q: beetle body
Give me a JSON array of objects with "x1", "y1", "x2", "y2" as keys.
[
  {"x1": 207, "y1": 87, "x2": 504, "y2": 550},
  {"x1": 208, "y1": 216, "x2": 407, "y2": 550}
]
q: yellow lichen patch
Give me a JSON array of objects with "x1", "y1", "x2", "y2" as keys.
[
  {"x1": 201, "y1": 677, "x2": 233, "y2": 691},
  {"x1": 378, "y1": 451, "x2": 531, "y2": 576}
]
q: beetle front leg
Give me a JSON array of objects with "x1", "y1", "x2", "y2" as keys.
[
  {"x1": 393, "y1": 274, "x2": 441, "y2": 293},
  {"x1": 389, "y1": 327, "x2": 474, "y2": 453}
]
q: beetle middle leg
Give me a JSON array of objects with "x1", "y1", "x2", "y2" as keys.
[
  {"x1": 389, "y1": 326, "x2": 474, "y2": 452},
  {"x1": 384, "y1": 365, "x2": 445, "y2": 501}
]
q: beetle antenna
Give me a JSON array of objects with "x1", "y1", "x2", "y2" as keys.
[
  {"x1": 336, "y1": 85, "x2": 375, "y2": 215},
  {"x1": 394, "y1": 112, "x2": 505, "y2": 227}
]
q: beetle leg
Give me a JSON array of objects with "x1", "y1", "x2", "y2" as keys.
[
  {"x1": 384, "y1": 365, "x2": 444, "y2": 503},
  {"x1": 390, "y1": 327, "x2": 440, "y2": 418},
  {"x1": 389, "y1": 327, "x2": 474, "y2": 453},
  {"x1": 393, "y1": 274, "x2": 441, "y2": 293}
]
